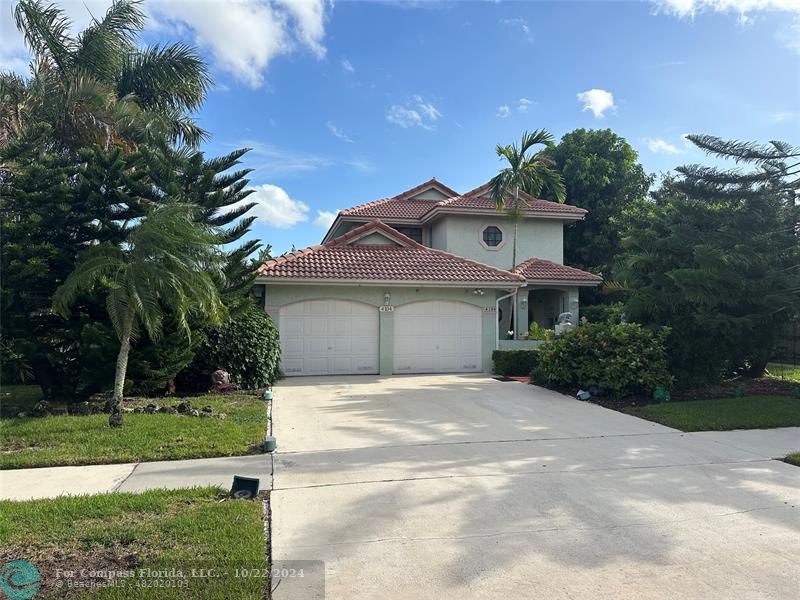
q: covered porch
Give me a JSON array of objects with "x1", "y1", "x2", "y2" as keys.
[{"x1": 496, "y1": 258, "x2": 603, "y2": 347}]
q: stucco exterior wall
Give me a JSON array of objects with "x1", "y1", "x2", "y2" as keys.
[
  {"x1": 437, "y1": 215, "x2": 564, "y2": 267},
  {"x1": 264, "y1": 284, "x2": 505, "y2": 375},
  {"x1": 430, "y1": 221, "x2": 447, "y2": 250}
]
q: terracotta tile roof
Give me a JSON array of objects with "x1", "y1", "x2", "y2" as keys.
[
  {"x1": 343, "y1": 199, "x2": 441, "y2": 220},
  {"x1": 515, "y1": 258, "x2": 602, "y2": 284},
  {"x1": 443, "y1": 183, "x2": 587, "y2": 216},
  {"x1": 339, "y1": 179, "x2": 586, "y2": 222},
  {"x1": 258, "y1": 220, "x2": 525, "y2": 284},
  {"x1": 341, "y1": 178, "x2": 460, "y2": 220}
]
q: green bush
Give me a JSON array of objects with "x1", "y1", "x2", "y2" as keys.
[
  {"x1": 177, "y1": 304, "x2": 281, "y2": 392},
  {"x1": 533, "y1": 322, "x2": 672, "y2": 397},
  {"x1": 492, "y1": 350, "x2": 540, "y2": 376},
  {"x1": 579, "y1": 302, "x2": 625, "y2": 324}
]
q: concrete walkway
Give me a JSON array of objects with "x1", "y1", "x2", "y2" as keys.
[
  {"x1": 270, "y1": 375, "x2": 800, "y2": 600},
  {"x1": 0, "y1": 454, "x2": 271, "y2": 501}
]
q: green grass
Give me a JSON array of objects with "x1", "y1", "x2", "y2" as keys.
[
  {"x1": 768, "y1": 362, "x2": 800, "y2": 383},
  {"x1": 0, "y1": 395, "x2": 267, "y2": 470},
  {"x1": 0, "y1": 487, "x2": 266, "y2": 599},
  {"x1": 625, "y1": 395, "x2": 800, "y2": 432},
  {"x1": 785, "y1": 453, "x2": 800, "y2": 467}
]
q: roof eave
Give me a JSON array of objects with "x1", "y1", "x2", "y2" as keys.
[
  {"x1": 421, "y1": 207, "x2": 586, "y2": 223},
  {"x1": 255, "y1": 276, "x2": 525, "y2": 288},
  {"x1": 524, "y1": 278, "x2": 602, "y2": 287}
]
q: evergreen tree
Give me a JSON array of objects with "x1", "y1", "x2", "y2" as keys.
[{"x1": 617, "y1": 136, "x2": 799, "y2": 383}]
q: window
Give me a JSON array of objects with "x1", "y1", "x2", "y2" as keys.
[
  {"x1": 393, "y1": 226, "x2": 423, "y2": 243},
  {"x1": 482, "y1": 226, "x2": 502, "y2": 247}
]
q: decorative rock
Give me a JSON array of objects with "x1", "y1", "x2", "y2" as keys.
[
  {"x1": 72, "y1": 401, "x2": 90, "y2": 416},
  {"x1": 144, "y1": 404, "x2": 157, "y2": 414},
  {"x1": 122, "y1": 407, "x2": 134, "y2": 414},
  {"x1": 158, "y1": 405, "x2": 178, "y2": 414},
  {"x1": 215, "y1": 413, "x2": 227, "y2": 420},
  {"x1": 175, "y1": 400, "x2": 193, "y2": 414},
  {"x1": 201, "y1": 405, "x2": 214, "y2": 413},
  {"x1": 199, "y1": 411, "x2": 211, "y2": 418},
  {"x1": 133, "y1": 407, "x2": 144, "y2": 414},
  {"x1": 189, "y1": 409, "x2": 200, "y2": 417},
  {"x1": 16, "y1": 411, "x2": 27, "y2": 418},
  {"x1": 32, "y1": 400, "x2": 51, "y2": 417}
]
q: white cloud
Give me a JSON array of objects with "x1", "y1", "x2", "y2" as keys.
[
  {"x1": 577, "y1": 89, "x2": 616, "y2": 118},
  {"x1": 654, "y1": 0, "x2": 800, "y2": 19},
  {"x1": 149, "y1": 0, "x2": 330, "y2": 88},
  {"x1": 644, "y1": 137, "x2": 682, "y2": 154},
  {"x1": 340, "y1": 58, "x2": 354, "y2": 73},
  {"x1": 238, "y1": 140, "x2": 332, "y2": 176},
  {"x1": 386, "y1": 95, "x2": 442, "y2": 130},
  {"x1": 345, "y1": 158, "x2": 373, "y2": 173},
  {"x1": 326, "y1": 122, "x2": 353, "y2": 142},
  {"x1": 230, "y1": 184, "x2": 309, "y2": 228},
  {"x1": 654, "y1": 0, "x2": 800, "y2": 51},
  {"x1": 313, "y1": 210, "x2": 337, "y2": 228},
  {"x1": 771, "y1": 110, "x2": 797, "y2": 122},
  {"x1": 500, "y1": 18, "x2": 534, "y2": 42},
  {"x1": 1, "y1": 1, "x2": 332, "y2": 88},
  {"x1": 496, "y1": 105, "x2": 511, "y2": 118},
  {"x1": 517, "y1": 98, "x2": 533, "y2": 112}
]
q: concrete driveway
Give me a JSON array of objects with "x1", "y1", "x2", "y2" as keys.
[{"x1": 270, "y1": 375, "x2": 800, "y2": 600}]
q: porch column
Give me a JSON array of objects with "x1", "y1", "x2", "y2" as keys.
[{"x1": 515, "y1": 291, "x2": 529, "y2": 338}]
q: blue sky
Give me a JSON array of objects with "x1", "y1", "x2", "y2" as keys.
[{"x1": 2, "y1": 0, "x2": 799, "y2": 254}]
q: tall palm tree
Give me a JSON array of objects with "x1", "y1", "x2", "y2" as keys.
[
  {"x1": 1, "y1": 0, "x2": 210, "y2": 152},
  {"x1": 489, "y1": 129, "x2": 566, "y2": 270},
  {"x1": 53, "y1": 204, "x2": 225, "y2": 427}
]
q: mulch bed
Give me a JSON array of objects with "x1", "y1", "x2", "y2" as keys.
[{"x1": 528, "y1": 376, "x2": 800, "y2": 410}]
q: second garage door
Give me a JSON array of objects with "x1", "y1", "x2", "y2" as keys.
[
  {"x1": 393, "y1": 301, "x2": 482, "y2": 374},
  {"x1": 280, "y1": 300, "x2": 379, "y2": 376}
]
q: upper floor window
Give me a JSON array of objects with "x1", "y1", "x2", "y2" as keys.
[
  {"x1": 482, "y1": 226, "x2": 503, "y2": 247},
  {"x1": 393, "y1": 226, "x2": 423, "y2": 243}
]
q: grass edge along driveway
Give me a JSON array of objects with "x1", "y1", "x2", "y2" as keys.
[
  {"x1": 624, "y1": 395, "x2": 800, "y2": 432},
  {"x1": 0, "y1": 394, "x2": 267, "y2": 470}
]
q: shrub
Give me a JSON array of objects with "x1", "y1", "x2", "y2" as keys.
[
  {"x1": 579, "y1": 302, "x2": 625, "y2": 324},
  {"x1": 177, "y1": 304, "x2": 281, "y2": 392},
  {"x1": 492, "y1": 350, "x2": 539, "y2": 376},
  {"x1": 534, "y1": 322, "x2": 672, "y2": 397},
  {"x1": 528, "y1": 321, "x2": 553, "y2": 341}
]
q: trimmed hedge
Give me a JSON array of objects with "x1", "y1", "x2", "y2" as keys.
[
  {"x1": 533, "y1": 322, "x2": 672, "y2": 397},
  {"x1": 492, "y1": 350, "x2": 539, "y2": 376},
  {"x1": 177, "y1": 304, "x2": 281, "y2": 392}
]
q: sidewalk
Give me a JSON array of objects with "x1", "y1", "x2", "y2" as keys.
[
  {"x1": 0, "y1": 454, "x2": 272, "y2": 501},
  {"x1": 1, "y1": 427, "x2": 796, "y2": 502}
]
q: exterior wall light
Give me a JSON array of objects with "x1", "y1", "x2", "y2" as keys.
[
  {"x1": 472, "y1": 288, "x2": 485, "y2": 296},
  {"x1": 384, "y1": 290, "x2": 391, "y2": 305}
]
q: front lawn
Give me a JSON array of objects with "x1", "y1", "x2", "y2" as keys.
[
  {"x1": 0, "y1": 394, "x2": 267, "y2": 469},
  {"x1": 0, "y1": 487, "x2": 266, "y2": 599},
  {"x1": 767, "y1": 362, "x2": 800, "y2": 383},
  {"x1": 625, "y1": 395, "x2": 800, "y2": 432}
]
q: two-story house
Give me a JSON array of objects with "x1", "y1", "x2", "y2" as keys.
[{"x1": 255, "y1": 178, "x2": 601, "y2": 376}]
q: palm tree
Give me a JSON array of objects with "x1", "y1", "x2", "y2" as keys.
[
  {"x1": 1, "y1": 0, "x2": 210, "y2": 152},
  {"x1": 489, "y1": 129, "x2": 566, "y2": 270},
  {"x1": 53, "y1": 204, "x2": 225, "y2": 427}
]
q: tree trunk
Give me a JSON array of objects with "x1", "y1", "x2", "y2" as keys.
[{"x1": 109, "y1": 310, "x2": 135, "y2": 428}]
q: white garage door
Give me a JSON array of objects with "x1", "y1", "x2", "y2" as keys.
[
  {"x1": 280, "y1": 300, "x2": 379, "y2": 376},
  {"x1": 393, "y1": 301, "x2": 482, "y2": 374}
]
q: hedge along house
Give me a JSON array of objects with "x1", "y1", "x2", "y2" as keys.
[{"x1": 255, "y1": 179, "x2": 602, "y2": 376}]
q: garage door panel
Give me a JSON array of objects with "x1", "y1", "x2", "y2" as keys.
[
  {"x1": 393, "y1": 301, "x2": 482, "y2": 374},
  {"x1": 280, "y1": 301, "x2": 379, "y2": 376}
]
